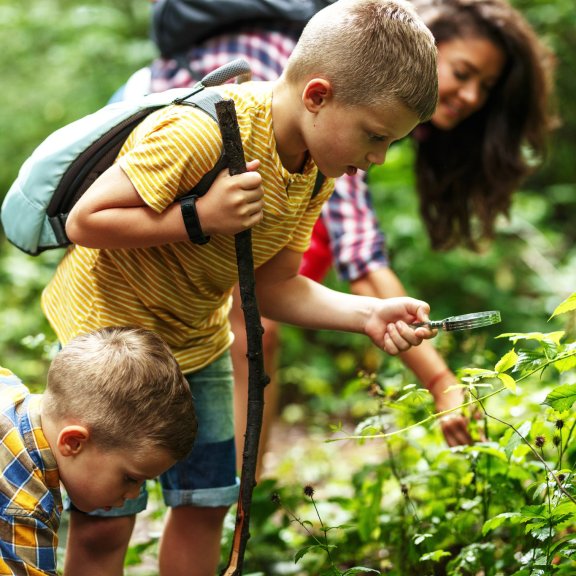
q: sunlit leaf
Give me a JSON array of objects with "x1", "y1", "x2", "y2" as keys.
[
  {"x1": 419, "y1": 550, "x2": 452, "y2": 562},
  {"x1": 553, "y1": 352, "x2": 576, "y2": 373},
  {"x1": 542, "y1": 383, "x2": 576, "y2": 411},
  {"x1": 462, "y1": 444, "x2": 508, "y2": 461},
  {"x1": 497, "y1": 331, "x2": 565, "y2": 346},
  {"x1": 342, "y1": 568, "x2": 380, "y2": 575},
  {"x1": 550, "y1": 292, "x2": 576, "y2": 319},
  {"x1": 498, "y1": 373, "x2": 517, "y2": 393},
  {"x1": 482, "y1": 512, "x2": 523, "y2": 535},
  {"x1": 496, "y1": 349, "x2": 519, "y2": 373},
  {"x1": 413, "y1": 533, "x2": 433, "y2": 545}
]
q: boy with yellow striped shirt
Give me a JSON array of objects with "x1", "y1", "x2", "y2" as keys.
[
  {"x1": 0, "y1": 327, "x2": 196, "y2": 576},
  {"x1": 40, "y1": 1, "x2": 439, "y2": 574}
]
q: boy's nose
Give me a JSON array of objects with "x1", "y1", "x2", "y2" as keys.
[
  {"x1": 124, "y1": 484, "x2": 142, "y2": 500},
  {"x1": 367, "y1": 147, "x2": 388, "y2": 167}
]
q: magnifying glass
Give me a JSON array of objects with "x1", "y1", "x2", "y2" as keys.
[{"x1": 412, "y1": 310, "x2": 501, "y2": 332}]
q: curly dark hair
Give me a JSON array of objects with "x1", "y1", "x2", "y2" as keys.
[{"x1": 412, "y1": 0, "x2": 557, "y2": 250}]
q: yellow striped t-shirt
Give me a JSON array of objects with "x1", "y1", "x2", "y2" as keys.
[{"x1": 41, "y1": 81, "x2": 333, "y2": 373}]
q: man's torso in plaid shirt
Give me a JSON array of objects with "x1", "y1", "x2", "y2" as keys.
[{"x1": 0, "y1": 368, "x2": 61, "y2": 576}]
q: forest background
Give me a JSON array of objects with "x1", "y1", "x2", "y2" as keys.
[{"x1": 0, "y1": 1, "x2": 574, "y2": 575}]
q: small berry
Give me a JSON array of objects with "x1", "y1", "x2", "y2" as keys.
[
  {"x1": 535, "y1": 436, "x2": 546, "y2": 448},
  {"x1": 555, "y1": 419, "x2": 564, "y2": 430}
]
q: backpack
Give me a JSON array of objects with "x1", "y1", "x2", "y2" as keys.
[
  {"x1": 151, "y1": 0, "x2": 336, "y2": 58},
  {"x1": 1, "y1": 59, "x2": 251, "y2": 256}
]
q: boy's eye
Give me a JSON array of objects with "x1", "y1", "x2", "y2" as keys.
[
  {"x1": 124, "y1": 475, "x2": 139, "y2": 484},
  {"x1": 369, "y1": 133, "x2": 388, "y2": 142}
]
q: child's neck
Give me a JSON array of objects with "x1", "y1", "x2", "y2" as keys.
[{"x1": 272, "y1": 78, "x2": 309, "y2": 174}]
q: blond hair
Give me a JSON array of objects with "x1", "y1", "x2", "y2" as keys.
[
  {"x1": 43, "y1": 326, "x2": 196, "y2": 460},
  {"x1": 284, "y1": 0, "x2": 438, "y2": 120}
]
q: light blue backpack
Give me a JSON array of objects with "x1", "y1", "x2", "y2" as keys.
[{"x1": 1, "y1": 59, "x2": 251, "y2": 255}]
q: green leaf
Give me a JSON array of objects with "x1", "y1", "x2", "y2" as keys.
[
  {"x1": 550, "y1": 292, "x2": 576, "y2": 318},
  {"x1": 495, "y1": 349, "x2": 519, "y2": 373},
  {"x1": 294, "y1": 545, "x2": 319, "y2": 563},
  {"x1": 497, "y1": 331, "x2": 565, "y2": 346},
  {"x1": 554, "y1": 352, "x2": 576, "y2": 373},
  {"x1": 482, "y1": 512, "x2": 523, "y2": 535},
  {"x1": 549, "y1": 533, "x2": 576, "y2": 556},
  {"x1": 542, "y1": 383, "x2": 576, "y2": 411},
  {"x1": 459, "y1": 368, "x2": 496, "y2": 378},
  {"x1": 419, "y1": 549, "x2": 451, "y2": 562},
  {"x1": 342, "y1": 568, "x2": 381, "y2": 575},
  {"x1": 462, "y1": 444, "x2": 508, "y2": 461},
  {"x1": 498, "y1": 373, "x2": 517, "y2": 393},
  {"x1": 504, "y1": 421, "x2": 531, "y2": 459},
  {"x1": 413, "y1": 533, "x2": 433, "y2": 545}
]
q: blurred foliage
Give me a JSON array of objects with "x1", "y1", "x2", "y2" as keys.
[
  {"x1": 0, "y1": 0, "x2": 155, "y2": 386},
  {"x1": 0, "y1": 0, "x2": 574, "y2": 392},
  {"x1": 1, "y1": 1, "x2": 573, "y2": 574}
]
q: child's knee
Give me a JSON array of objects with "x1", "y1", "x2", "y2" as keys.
[
  {"x1": 69, "y1": 511, "x2": 135, "y2": 553},
  {"x1": 170, "y1": 505, "x2": 229, "y2": 529}
]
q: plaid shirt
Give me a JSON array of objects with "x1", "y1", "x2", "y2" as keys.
[
  {"x1": 0, "y1": 368, "x2": 61, "y2": 576},
  {"x1": 150, "y1": 26, "x2": 388, "y2": 282}
]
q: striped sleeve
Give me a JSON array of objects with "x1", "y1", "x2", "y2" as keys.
[{"x1": 118, "y1": 104, "x2": 223, "y2": 212}]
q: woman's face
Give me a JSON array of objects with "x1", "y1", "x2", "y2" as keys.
[{"x1": 432, "y1": 36, "x2": 507, "y2": 130}]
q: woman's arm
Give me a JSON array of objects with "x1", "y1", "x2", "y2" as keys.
[{"x1": 351, "y1": 267, "x2": 472, "y2": 446}]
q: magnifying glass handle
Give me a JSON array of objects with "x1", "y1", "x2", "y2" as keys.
[{"x1": 412, "y1": 320, "x2": 444, "y2": 330}]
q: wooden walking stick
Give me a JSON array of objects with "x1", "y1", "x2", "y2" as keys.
[{"x1": 216, "y1": 99, "x2": 269, "y2": 576}]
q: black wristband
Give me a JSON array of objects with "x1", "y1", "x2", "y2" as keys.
[{"x1": 180, "y1": 195, "x2": 210, "y2": 245}]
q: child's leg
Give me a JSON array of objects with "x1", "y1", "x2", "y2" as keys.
[
  {"x1": 159, "y1": 352, "x2": 238, "y2": 575},
  {"x1": 158, "y1": 505, "x2": 229, "y2": 576},
  {"x1": 63, "y1": 510, "x2": 135, "y2": 576}
]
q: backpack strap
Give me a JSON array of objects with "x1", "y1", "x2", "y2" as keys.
[
  {"x1": 312, "y1": 171, "x2": 325, "y2": 199},
  {"x1": 181, "y1": 76, "x2": 325, "y2": 203},
  {"x1": 176, "y1": 59, "x2": 253, "y2": 198}
]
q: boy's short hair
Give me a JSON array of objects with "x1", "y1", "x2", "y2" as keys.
[
  {"x1": 285, "y1": 0, "x2": 438, "y2": 121},
  {"x1": 43, "y1": 326, "x2": 196, "y2": 460}
]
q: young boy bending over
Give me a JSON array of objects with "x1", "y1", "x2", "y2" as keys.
[
  {"x1": 0, "y1": 326, "x2": 196, "y2": 575},
  {"x1": 41, "y1": 1, "x2": 439, "y2": 574}
]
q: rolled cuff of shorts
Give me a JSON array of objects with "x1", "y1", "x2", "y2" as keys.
[
  {"x1": 163, "y1": 478, "x2": 240, "y2": 508},
  {"x1": 65, "y1": 487, "x2": 148, "y2": 517}
]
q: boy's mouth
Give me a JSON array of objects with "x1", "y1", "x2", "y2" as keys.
[{"x1": 345, "y1": 166, "x2": 358, "y2": 176}]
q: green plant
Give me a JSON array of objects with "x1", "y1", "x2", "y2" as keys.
[{"x1": 267, "y1": 293, "x2": 575, "y2": 575}]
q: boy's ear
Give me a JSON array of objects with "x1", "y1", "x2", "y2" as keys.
[
  {"x1": 57, "y1": 425, "x2": 90, "y2": 457},
  {"x1": 302, "y1": 79, "x2": 333, "y2": 112}
]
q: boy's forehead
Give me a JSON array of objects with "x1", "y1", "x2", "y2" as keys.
[
  {"x1": 123, "y1": 447, "x2": 175, "y2": 477},
  {"x1": 366, "y1": 101, "x2": 420, "y2": 136}
]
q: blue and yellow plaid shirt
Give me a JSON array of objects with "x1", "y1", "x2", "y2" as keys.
[{"x1": 0, "y1": 368, "x2": 62, "y2": 575}]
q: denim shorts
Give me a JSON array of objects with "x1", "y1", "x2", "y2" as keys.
[{"x1": 68, "y1": 351, "x2": 239, "y2": 517}]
